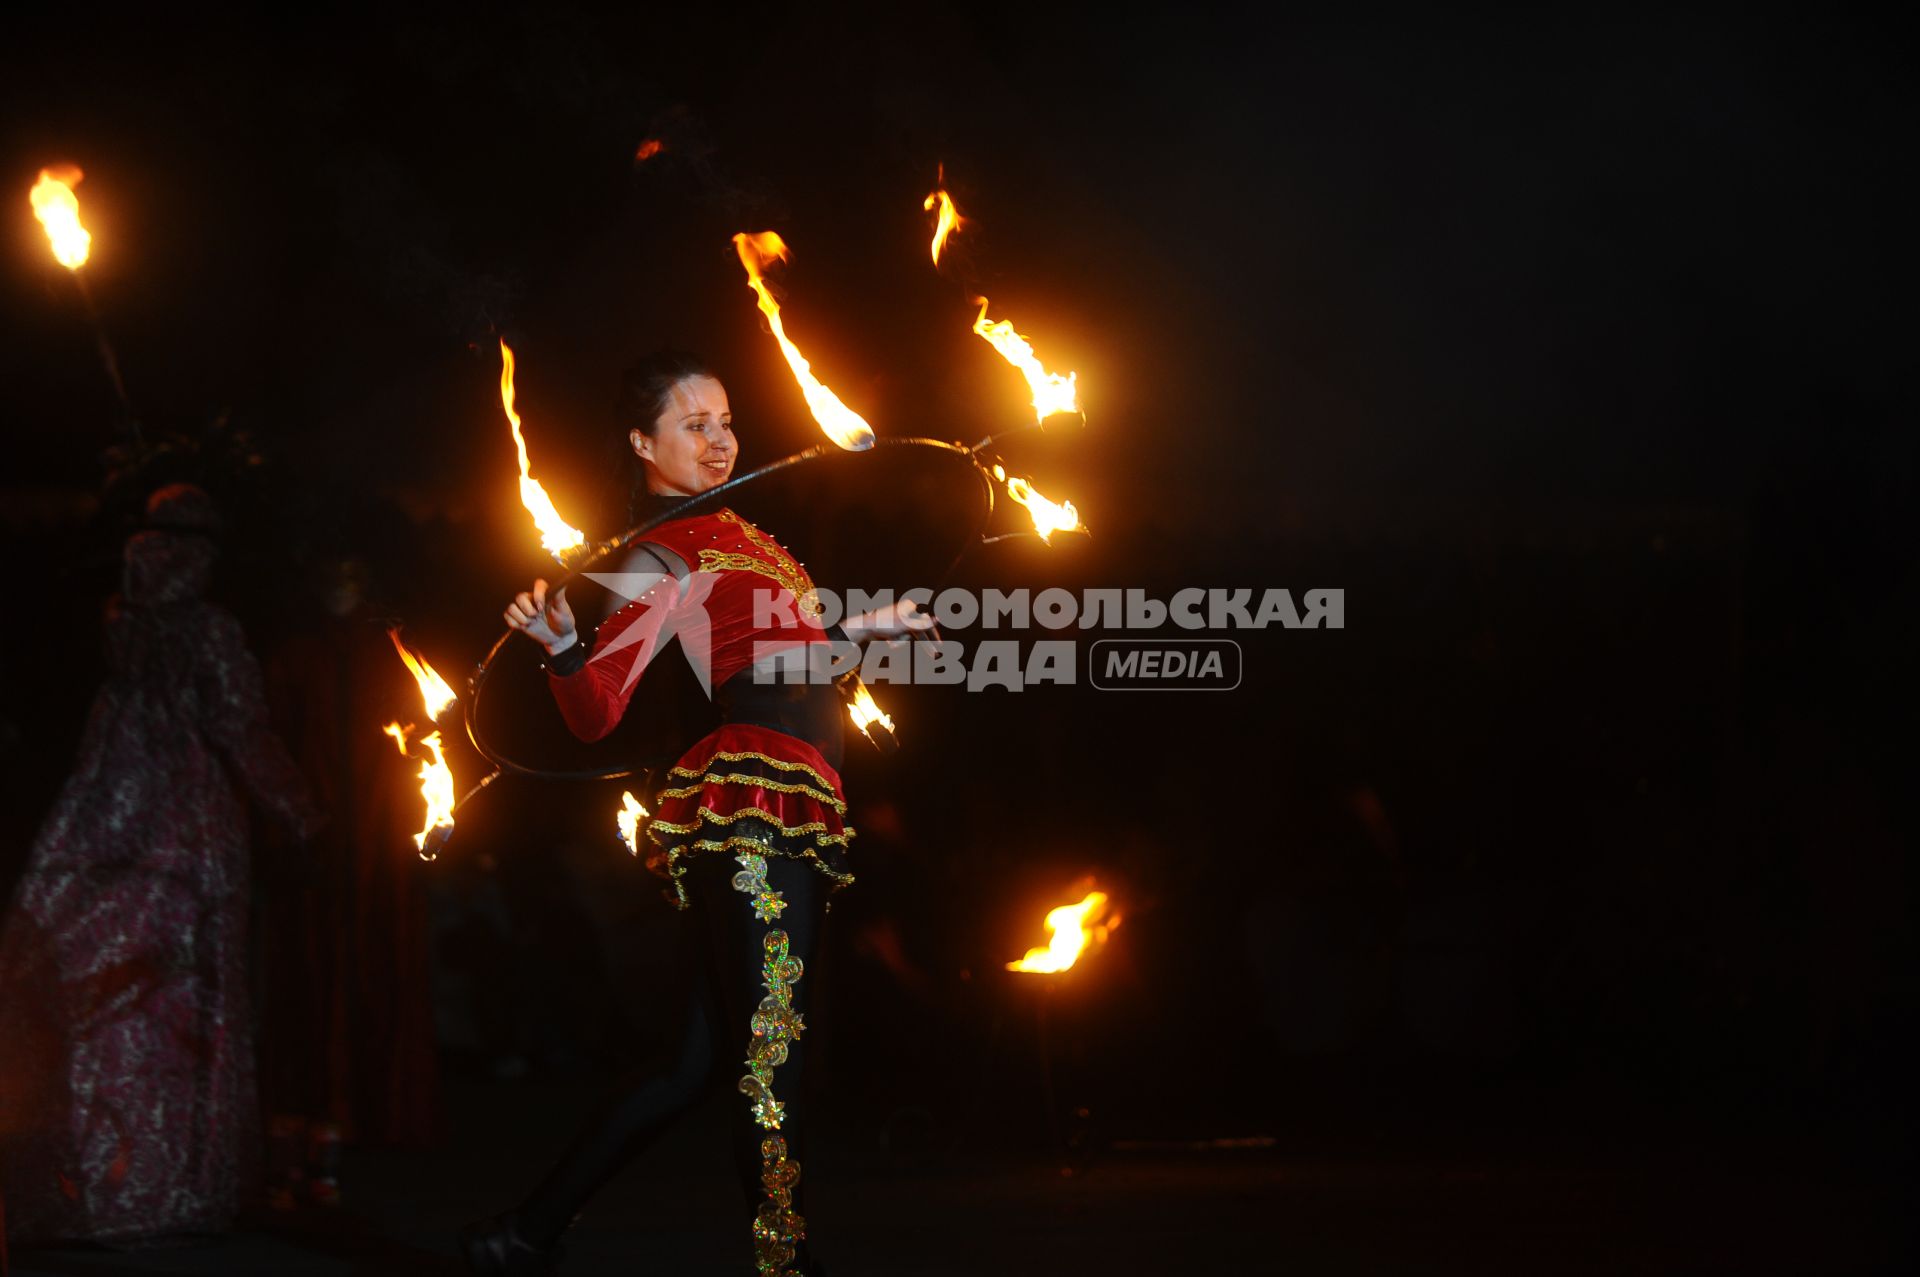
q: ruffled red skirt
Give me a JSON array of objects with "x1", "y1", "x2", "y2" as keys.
[{"x1": 643, "y1": 722, "x2": 855, "y2": 908}]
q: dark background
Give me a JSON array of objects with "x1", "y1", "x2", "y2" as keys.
[{"x1": 1, "y1": 3, "x2": 1910, "y2": 1266}]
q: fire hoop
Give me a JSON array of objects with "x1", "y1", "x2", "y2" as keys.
[{"x1": 463, "y1": 436, "x2": 996, "y2": 781}]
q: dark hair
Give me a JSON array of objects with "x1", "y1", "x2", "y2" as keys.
[
  {"x1": 620, "y1": 349, "x2": 718, "y2": 439},
  {"x1": 617, "y1": 349, "x2": 720, "y2": 523}
]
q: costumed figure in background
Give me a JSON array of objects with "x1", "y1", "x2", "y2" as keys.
[
  {"x1": 460, "y1": 353, "x2": 928, "y2": 1277},
  {"x1": 0, "y1": 483, "x2": 319, "y2": 1243}
]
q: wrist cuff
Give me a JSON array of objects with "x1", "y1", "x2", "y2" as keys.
[{"x1": 546, "y1": 637, "x2": 587, "y2": 676}]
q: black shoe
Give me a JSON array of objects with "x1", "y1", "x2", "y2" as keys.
[{"x1": 458, "y1": 1212, "x2": 562, "y2": 1276}]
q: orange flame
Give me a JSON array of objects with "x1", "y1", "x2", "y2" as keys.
[
  {"x1": 923, "y1": 175, "x2": 967, "y2": 267},
  {"x1": 991, "y1": 464, "x2": 1084, "y2": 543},
  {"x1": 498, "y1": 338, "x2": 587, "y2": 556},
  {"x1": 30, "y1": 167, "x2": 91, "y2": 270},
  {"x1": 380, "y1": 721, "x2": 455, "y2": 858},
  {"x1": 1007, "y1": 890, "x2": 1117, "y2": 973},
  {"x1": 617, "y1": 790, "x2": 648, "y2": 855},
  {"x1": 408, "y1": 731, "x2": 456, "y2": 859},
  {"x1": 382, "y1": 634, "x2": 459, "y2": 859},
  {"x1": 634, "y1": 138, "x2": 665, "y2": 161},
  {"x1": 732, "y1": 231, "x2": 875, "y2": 451},
  {"x1": 386, "y1": 629, "x2": 458, "y2": 721},
  {"x1": 844, "y1": 680, "x2": 895, "y2": 740},
  {"x1": 973, "y1": 298, "x2": 1079, "y2": 423}
]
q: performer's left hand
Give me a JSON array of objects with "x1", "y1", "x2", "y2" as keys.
[{"x1": 844, "y1": 597, "x2": 937, "y2": 645}]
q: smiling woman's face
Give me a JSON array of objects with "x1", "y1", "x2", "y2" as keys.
[{"x1": 632, "y1": 375, "x2": 736, "y2": 496}]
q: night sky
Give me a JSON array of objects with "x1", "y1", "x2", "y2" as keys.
[{"x1": 2, "y1": 4, "x2": 1910, "y2": 1179}]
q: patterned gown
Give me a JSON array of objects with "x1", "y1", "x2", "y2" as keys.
[{"x1": 0, "y1": 529, "x2": 317, "y2": 1243}]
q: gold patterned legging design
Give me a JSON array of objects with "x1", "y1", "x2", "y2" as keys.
[
  {"x1": 730, "y1": 849, "x2": 806, "y2": 1274},
  {"x1": 510, "y1": 840, "x2": 825, "y2": 1274}
]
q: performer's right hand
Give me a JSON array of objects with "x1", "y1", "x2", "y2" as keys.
[{"x1": 504, "y1": 578, "x2": 577, "y2": 655}]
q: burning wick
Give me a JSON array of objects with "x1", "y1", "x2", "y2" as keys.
[
  {"x1": 921, "y1": 174, "x2": 1081, "y2": 425},
  {"x1": 991, "y1": 463, "x2": 1085, "y2": 543},
  {"x1": 30, "y1": 168, "x2": 91, "y2": 270},
  {"x1": 29, "y1": 165, "x2": 139, "y2": 439},
  {"x1": 1007, "y1": 890, "x2": 1118, "y2": 974},
  {"x1": 383, "y1": 630, "x2": 461, "y2": 860},
  {"x1": 923, "y1": 172, "x2": 967, "y2": 267},
  {"x1": 398, "y1": 730, "x2": 456, "y2": 859},
  {"x1": 831, "y1": 671, "x2": 898, "y2": 753},
  {"x1": 845, "y1": 680, "x2": 895, "y2": 740},
  {"x1": 617, "y1": 790, "x2": 648, "y2": 856},
  {"x1": 382, "y1": 721, "x2": 456, "y2": 858},
  {"x1": 731, "y1": 231, "x2": 875, "y2": 452},
  {"x1": 634, "y1": 138, "x2": 665, "y2": 162},
  {"x1": 971, "y1": 297, "x2": 1079, "y2": 424},
  {"x1": 387, "y1": 628, "x2": 457, "y2": 722},
  {"x1": 498, "y1": 338, "x2": 587, "y2": 559}
]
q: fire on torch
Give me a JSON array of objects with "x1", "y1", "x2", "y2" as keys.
[
  {"x1": 990, "y1": 463, "x2": 1086, "y2": 544},
  {"x1": 28, "y1": 166, "x2": 139, "y2": 438},
  {"x1": 1008, "y1": 889, "x2": 1119, "y2": 974},
  {"x1": 383, "y1": 628, "x2": 460, "y2": 859},
  {"x1": 923, "y1": 180, "x2": 966, "y2": 266},
  {"x1": 733, "y1": 231, "x2": 875, "y2": 452},
  {"x1": 498, "y1": 338, "x2": 588, "y2": 560},
  {"x1": 833, "y1": 669, "x2": 898, "y2": 754},
  {"x1": 30, "y1": 168, "x2": 90, "y2": 269},
  {"x1": 971, "y1": 297, "x2": 1079, "y2": 424},
  {"x1": 924, "y1": 178, "x2": 1081, "y2": 426},
  {"x1": 617, "y1": 790, "x2": 648, "y2": 855}
]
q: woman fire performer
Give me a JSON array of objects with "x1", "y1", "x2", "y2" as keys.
[{"x1": 461, "y1": 352, "x2": 927, "y2": 1277}]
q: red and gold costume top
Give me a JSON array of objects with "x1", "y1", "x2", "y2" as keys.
[
  {"x1": 547, "y1": 506, "x2": 833, "y2": 744},
  {"x1": 546, "y1": 506, "x2": 852, "y2": 907}
]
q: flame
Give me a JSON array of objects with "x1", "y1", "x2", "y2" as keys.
[
  {"x1": 732, "y1": 231, "x2": 875, "y2": 451},
  {"x1": 406, "y1": 731, "x2": 456, "y2": 859},
  {"x1": 30, "y1": 167, "x2": 91, "y2": 270},
  {"x1": 382, "y1": 636, "x2": 459, "y2": 860},
  {"x1": 386, "y1": 628, "x2": 458, "y2": 721},
  {"x1": 923, "y1": 174, "x2": 967, "y2": 266},
  {"x1": 617, "y1": 790, "x2": 648, "y2": 855},
  {"x1": 1007, "y1": 890, "x2": 1117, "y2": 974},
  {"x1": 992, "y1": 464, "x2": 1084, "y2": 543},
  {"x1": 634, "y1": 138, "x2": 664, "y2": 161},
  {"x1": 845, "y1": 679, "x2": 895, "y2": 740},
  {"x1": 498, "y1": 338, "x2": 587, "y2": 556},
  {"x1": 972, "y1": 298, "x2": 1079, "y2": 423},
  {"x1": 379, "y1": 720, "x2": 455, "y2": 859}
]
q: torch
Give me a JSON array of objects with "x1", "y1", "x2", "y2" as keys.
[
  {"x1": 923, "y1": 175, "x2": 1085, "y2": 447},
  {"x1": 835, "y1": 667, "x2": 899, "y2": 754},
  {"x1": 1006, "y1": 886, "x2": 1121, "y2": 1172},
  {"x1": 497, "y1": 337, "x2": 594, "y2": 566},
  {"x1": 29, "y1": 167, "x2": 140, "y2": 443},
  {"x1": 733, "y1": 230, "x2": 875, "y2": 452},
  {"x1": 382, "y1": 627, "x2": 477, "y2": 860}
]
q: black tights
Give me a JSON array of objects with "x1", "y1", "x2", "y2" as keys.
[{"x1": 514, "y1": 849, "x2": 825, "y2": 1268}]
